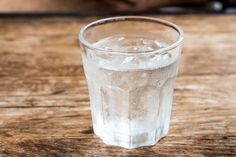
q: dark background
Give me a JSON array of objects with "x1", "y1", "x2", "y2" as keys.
[{"x1": 0, "y1": 0, "x2": 235, "y2": 16}]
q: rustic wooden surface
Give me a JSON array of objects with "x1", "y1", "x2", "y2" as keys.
[{"x1": 0, "y1": 15, "x2": 235, "y2": 157}]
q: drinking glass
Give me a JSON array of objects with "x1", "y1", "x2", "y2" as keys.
[{"x1": 78, "y1": 16, "x2": 184, "y2": 148}]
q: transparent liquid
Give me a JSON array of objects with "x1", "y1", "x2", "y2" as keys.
[{"x1": 82, "y1": 35, "x2": 180, "y2": 148}]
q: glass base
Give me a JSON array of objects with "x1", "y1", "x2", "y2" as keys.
[{"x1": 94, "y1": 127, "x2": 168, "y2": 149}]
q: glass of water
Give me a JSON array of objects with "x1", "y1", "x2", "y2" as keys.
[{"x1": 78, "y1": 16, "x2": 184, "y2": 149}]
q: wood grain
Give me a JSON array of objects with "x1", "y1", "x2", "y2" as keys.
[{"x1": 0, "y1": 15, "x2": 235, "y2": 156}]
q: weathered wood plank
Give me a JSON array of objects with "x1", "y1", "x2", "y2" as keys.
[
  {"x1": 0, "y1": 97, "x2": 235, "y2": 156},
  {"x1": 2, "y1": 43, "x2": 235, "y2": 77},
  {"x1": 0, "y1": 76, "x2": 86, "y2": 96},
  {"x1": 0, "y1": 75, "x2": 235, "y2": 107},
  {"x1": 0, "y1": 16, "x2": 235, "y2": 37},
  {"x1": 0, "y1": 15, "x2": 235, "y2": 77},
  {"x1": 0, "y1": 74, "x2": 235, "y2": 156}
]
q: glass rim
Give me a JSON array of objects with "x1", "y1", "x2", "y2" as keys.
[{"x1": 78, "y1": 16, "x2": 184, "y2": 55}]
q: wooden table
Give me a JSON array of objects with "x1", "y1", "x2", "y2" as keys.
[{"x1": 0, "y1": 15, "x2": 235, "y2": 157}]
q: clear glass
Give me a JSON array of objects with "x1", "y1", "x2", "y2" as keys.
[{"x1": 78, "y1": 16, "x2": 184, "y2": 149}]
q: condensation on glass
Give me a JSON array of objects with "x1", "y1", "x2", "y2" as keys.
[{"x1": 79, "y1": 16, "x2": 184, "y2": 148}]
